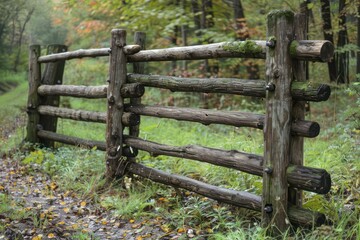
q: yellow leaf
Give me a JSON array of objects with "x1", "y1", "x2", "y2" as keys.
[
  {"x1": 47, "y1": 233, "x2": 56, "y2": 238},
  {"x1": 63, "y1": 208, "x2": 70, "y2": 213},
  {"x1": 160, "y1": 224, "x2": 170, "y2": 233},
  {"x1": 129, "y1": 219, "x2": 135, "y2": 223},
  {"x1": 32, "y1": 235, "x2": 43, "y2": 240},
  {"x1": 136, "y1": 237, "x2": 143, "y2": 240},
  {"x1": 80, "y1": 201, "x2": 87, "y2": 207},
  {"x1": 60, "y1": 201, "x2": 66, "y2": 205},
  {"x1": 57, "y1": 221, "x2": 65, "y2": 225},
  {"x1": 40, "y1": 213, "x2": 46, "y2": 219},
  {"x1": 102, "y1": 220, "x2": 108, "y2": 225},
  {"x1": 177, "y1": 228, "x2": 185, "y2": 233},
  {"x1": 0, "y1": 185, "x2": 4, "y2": 191}
]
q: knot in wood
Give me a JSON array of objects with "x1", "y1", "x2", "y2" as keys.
[
  {"x1": 108, "y1": 95, "x2": 115, "y2": 104},
  {"x1": 273, "y1": 69, "x2": 280, "y2": 79}
]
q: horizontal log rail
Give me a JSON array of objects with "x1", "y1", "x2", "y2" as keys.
[
  {"x1": 127, "y1": 162, "x2": 326, "y2": 227},
  {"x1": 125, "y1": 104, "x2": 320, "y2": 138},
  {"x1": 38, "y1": 105, "x2": 140, "y2": 126},
  {"x1": 123, "y1": 136, "x2": 331, "y2": 194},
  {"x1": 127, "y1": 74, "x2": 331, "y2": 102},
  {"x1": 37, "y1": 40, "x2": 333, "y2": 64},
  {"x1": 37, "y1": 129, "x2": 106, "y2": 150},
  {"x1": 38, "y1": 83, "x2": 145, "y2": 99},
  {"x1": 37, "y1": 45, "x2": 140, "y2": 63}
]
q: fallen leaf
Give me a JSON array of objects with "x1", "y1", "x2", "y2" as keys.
[
  {"x1": 32, "y1": 235, "x2": 43, "y2": 240},
  {"x1": 177, "y1": 228, "x2": 185, "y2": 233},
  {"x1": 63, "y1": 207, "x2": 70, "y2": 213},
  {"x1": 129, "y1": 219, "x2": 135, "y2": 223},
  {"x1": 136, "y1": 236, "x2": 143, "y2": 240},
  {"x1": 47, "y1": 233, "x2": 56, "y2": 238},
  {"x1": 80, "y1": 201, "x2": 87, "y2": 207}
]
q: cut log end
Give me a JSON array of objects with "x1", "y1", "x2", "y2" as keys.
[
  {"x1": 320, "y1": 41, "x2": 335, "y2": 62},
  {"x1": 317, "y1": 84, "x2": 331, "y2": 102},
  {"x1": 308, "y1": 122, "x2": 320, "y2": 138}
]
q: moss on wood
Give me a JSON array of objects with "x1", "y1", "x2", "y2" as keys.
[
  {"x1": 267, "y1": 10, "x2": 294, "y2": 22},
  {"x1": 222, "y1": 40, "x2": 263, "y2": 54}
]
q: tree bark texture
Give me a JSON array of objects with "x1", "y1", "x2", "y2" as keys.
[
  {"x1": 336, "y1": 0, "x2": 349, "y2": 84},
  {"x1": 320, "y1": 0, "x2": 337, "y2": 82},
  {"x1": 127, "y1": 162, "x2": 325, "y2": 227},
  {"x1": 127, "y1": 74, "x2": 330, "y2": 102},
  {"x1": 38, "y1": 44, "x2": 67, "y2": 148},
  {"x1": 26, "y1": 45, "x2": 41, "y2": 143},
  {"x1": 106, "y1": 29, "x2": 127, "y2": 179},
  {"x1": 125, "y1": 104, "x2": 320, "y2": 138},
  {"x1": 262, "y1": 10, "x2": 294, "y2": 233},
  {"x1": 123, "y1": 136, "x2": 330, "y2": 194}
]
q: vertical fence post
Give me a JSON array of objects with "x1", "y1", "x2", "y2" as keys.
[
  {"x1": 39, "y1": 44, "x2": 67, "y2": 148},
  {"x1": 127, "y1": 32, "x2": 146, "y2": 161},
  {"x1": 26, "y1": 45, "x2": 41, "y2": 144},
  {"x1": 289, "y1": 13, "x2": 307, "y2": 207},
  {"x1": 262, "y1": 10, "x2": 294, "y2": 234},
  {"x1": 106, "y1": 29, "x2": 127, "y2": 180}
]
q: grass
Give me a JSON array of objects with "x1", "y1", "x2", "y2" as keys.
[{"x1": 1, "y1": 57, "x2": 359, "y2": 238}]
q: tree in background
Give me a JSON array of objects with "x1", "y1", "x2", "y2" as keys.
[{"x1": 336, "y1": 0, "x2": 349, "y2": 84}]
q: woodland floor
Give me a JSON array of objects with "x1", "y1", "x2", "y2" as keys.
[{"x1": 0, "y1": 154, "x2": 192, "y2": 240}]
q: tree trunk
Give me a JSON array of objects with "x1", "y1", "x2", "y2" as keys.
[
  {"x1": 320, "y1": 0, "x2": 337, "y2": 82},
  {"x1": 233, "y1": 0, "x2": 249, "y2": 41},
  {"x1": 357, "y1": 4, "x2": 360, "y2": 81},
  {"x1": 336, "y1": 0, "x2": 349, "y2": 84}
]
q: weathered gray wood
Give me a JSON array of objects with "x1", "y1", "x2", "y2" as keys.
[
  {"x1": 128, "y1": 32, "x2": 146, "y2": 160},
  {"x1": 262, "y1": 10, "x2": 294, "y2": 232},
  {"x1": 106, "y1": 29, "x2": 127, "y2": 179},
  {"x1": 125, "y1": 104, "x2": 319, "y2": 138},
  {"x1": 37, "y1": 130, "x2": 106, "y2": 150},
  {"x1": 127, "y1": 162, "x2": 325, "y2": 227},
  {"x1": 290, "y1": 40, "x2": 334, "y2": 62},
  {"x1": 38, "y1": 85, "x2": 107, "y2": 98},
  {"x1": 37, "y1": 45, "x2": 140, "y2": 63},
  {"x1": 123, "y1": 136, "x2": 331, "y2": 194},
  {"x1": 39, "y1": 44, "x2": 67, "y2": 148},
  {"x1": 37, "y1": 106, "x2": 139, "y2": 126},
  {"x1": 289, "y1": 13, "x2": 307, "y2": 207},
  {"x1": 26, "y1": 45, "x2": 41, "y2": 143},
  {"x1": 38, "y1": 83, "x2": 144, "y2": 99},
  {"x1": 127, "y1": 74, "x2": 331, "y2": 102}
]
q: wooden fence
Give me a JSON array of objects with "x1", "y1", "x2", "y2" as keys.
[{"x1": 26, "y1": 10, "x2": 333, "y2": 234}]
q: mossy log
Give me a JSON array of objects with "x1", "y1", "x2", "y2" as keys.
[
  {"x1": 127, "y1": 74, "x2": 331, "y2": 102},
  {"x1": 37, "y1": 105, "x2": 139, "y2": 126},
  {"x1": 38, "y1": 83, "x2": 144, "y2": 98},
  {"x1": 127, "y1": 162, "x2": 325, "y2": 227},
  {"x1": 125, "y1": 104, "x2": 320, "y2": 138},
  {"x1": 123, "y1": 135, "x2": 331, "y2": 194}
]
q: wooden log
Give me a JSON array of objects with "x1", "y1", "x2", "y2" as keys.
[
  {"x1": 127, "y1": 41, "x2": 266, "y2": 62},
  {"x1": 38, "y1": 85, "x2": 107, "y2": 98},
  {"x1": 291, "y1": 82, "x2": 331, "y2": 102},
  {"x1": 290, "y1": 40, "x2": 334, "y2": 62},
  {"x1": 37, "y1": 130, "x2": 106, "y2": 150},
  {"x1": 125, "y1": 104, "x2": 320, "y2": 138},
  {"x1": 127, "y1": 74, "x2": 331, "y2": 102},
  {"x1": 37, "y1": 105, "x2": 139, "y2": 126},
  {"x1": 123, "y1": 136, "x2": 331, "y2": 194},
  {"x1": 37, "y1": 45, "x2": 140, "y2": 63},
  {"x1": 106, "y1": 29, "x2": 127, "y2": 179},
  {"x1": 289, "y1": 13, "x2": 307, "y2": 207},
  {"x1": 127, "y1": 162, "x2": 325, "y2": 227},
  {"x1": 38, "y1": 45, "x2": 68, "y2": 148},
  {"x1": 38, "y1": 83, "x2": 144, "y2": 99},
  {"x1": 121, "y1": 83, "x2": 145, "y2": 98},
  {"x1": 262, "y1": 10, "x2": 294, "y2": 232},
  {"x1": 128, "y1": 32, "x2": 146, "y2": 160},
  {"x1": 26, "y1": 45, "x2": 41, "y2": 143}
]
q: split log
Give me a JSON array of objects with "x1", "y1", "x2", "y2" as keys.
[
  {"x1": 38, "y1": 83, "x2": 144, "y2": 99},
  {"x1": 37, "y1": 45, "x2": 140, "y2": 63},
  {"x1": 37, "y1": 105, "x2": 140, "y2": 126},
  {"x1": 123, "y1": 135, "x2": 331, "y2": 194},
  {"x1": 37, "y1": 130, "x2": 106, "y2": 150},
  {"x1": 124, "y1": 104, "x2": 320, "y2": 138},
  {"x1": 127, "y1": 162, "x2": 325, "y2": 227},
  {"x1": 127, "y1": 74, "x2": 331, "y2": 102},
  {"x1": 26, "y1": 45, "x2": 41, "y2": 143}
]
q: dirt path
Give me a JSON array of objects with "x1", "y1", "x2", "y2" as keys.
[{"x1": 0, "y1": 155, "x2": 187, "y2": 240}]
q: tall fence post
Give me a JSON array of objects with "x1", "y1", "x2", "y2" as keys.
[
  {"x1": 289, "y1": 13, "x2": 307, "y2": 207},
  {"x1": 262, "y1": 10, "x2": 294, "y2": 234},
  {"x1": 26, "y1": 45, "x2": 41, "y2": 144},
  {"x1": 39, "y1": 44, "x2": 67, "y2": 148},
  {"x1": 106, "y1": 29, "x2": 127, "y2": 180},
  {"x1": 126, "y1": 31, "x2": 146, "y2": 160}
]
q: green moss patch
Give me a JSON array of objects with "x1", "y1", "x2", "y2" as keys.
[{"x1": 222, "y1": 40, "x2": 263, "y2": 54}]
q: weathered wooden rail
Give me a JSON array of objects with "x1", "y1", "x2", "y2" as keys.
[{"x1": 26, "y1": 10, "x2": 333, "y2": 235}]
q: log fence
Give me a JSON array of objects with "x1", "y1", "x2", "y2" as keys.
[{"x1": 26, "y1": 10, "x2": 333, "y2": 235}]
